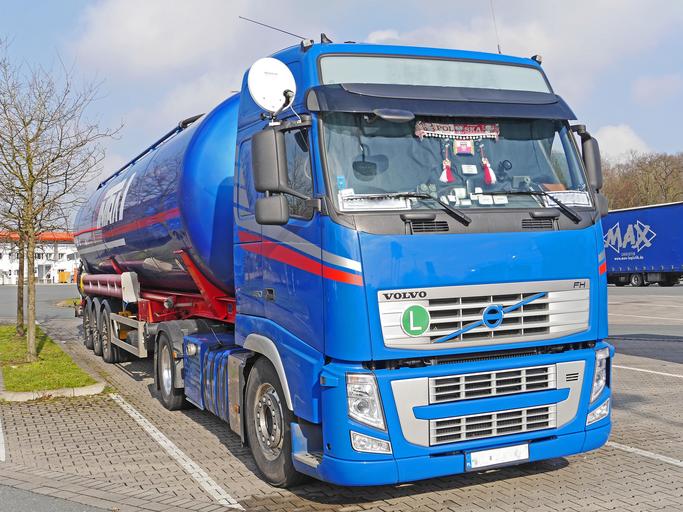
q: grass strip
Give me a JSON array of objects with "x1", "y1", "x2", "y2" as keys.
[{"x1": 0, "y1": 324, "x2": 96, "y2": 392}]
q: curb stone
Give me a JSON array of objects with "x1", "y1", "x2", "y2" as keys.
[{"x1": 0, "y1": 381, "x2": 106, "y2": 402}]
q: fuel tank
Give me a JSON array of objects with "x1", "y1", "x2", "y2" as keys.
[{"x1": 74, "y1": 94, "x2": 239, "y2": 293}]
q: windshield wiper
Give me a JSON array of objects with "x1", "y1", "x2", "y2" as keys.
[
  {"x1": 488, "y1": 189, "x2": 582, "y2": 224},
  {"x1": 381, "y1": 192, "x2": 472, "y2": 226}
]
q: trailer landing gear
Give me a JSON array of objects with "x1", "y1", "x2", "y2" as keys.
[{"x1": 245, "y1": 358, "x2": 304, "y2": 488}]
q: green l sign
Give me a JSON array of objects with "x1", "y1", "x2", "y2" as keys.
[{"x1": 401, "y1": 305, "x2": 431, "y2": 337}]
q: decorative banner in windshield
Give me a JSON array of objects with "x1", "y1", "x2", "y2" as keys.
[{"x1": 415, "y1": 121, "x2": 500, "y2": 140}]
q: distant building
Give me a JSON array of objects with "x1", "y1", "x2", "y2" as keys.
[{"x1": 0, "y1": 232, "x2": 78, "y2": 285}]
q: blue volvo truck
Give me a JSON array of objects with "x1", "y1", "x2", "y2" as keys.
[
  {"x1": 74, "y1": 40, "x2": 613, "y2": 487},
  {"x1": 602, "y1": 202, "x2": 683, "y2": 286}
]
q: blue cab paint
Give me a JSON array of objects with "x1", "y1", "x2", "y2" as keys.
[{"x1": 75, "y1": 42, "x2": 613, "y2": 487}]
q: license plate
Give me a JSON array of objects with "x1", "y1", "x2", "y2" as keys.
[{"x1": 466, "y1": 443, "x2": 529, "y2": 471}]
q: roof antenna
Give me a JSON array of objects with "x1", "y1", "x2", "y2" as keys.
[
  {"x1": 489, "y1": 0, "x2": 502, "y2": 54},
  {"x1": 238, "y1": 15, "x2": 307, "y2": 40}
]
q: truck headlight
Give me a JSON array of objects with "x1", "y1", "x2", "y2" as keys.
[
  {"x1": 591, "y1": 347, "x2": 610, "y2": 402},
  {"x1": 346, "y1": 373, "x2": 386, "y2": 430}
]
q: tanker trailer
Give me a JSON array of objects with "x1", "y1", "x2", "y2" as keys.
[{"x1": 76, "y1": 42, "x2": 613, "y2": 489}]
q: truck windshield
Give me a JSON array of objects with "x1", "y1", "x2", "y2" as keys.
[{"x1": 321, "y1": 113, "x2": 590, "y2": 212}]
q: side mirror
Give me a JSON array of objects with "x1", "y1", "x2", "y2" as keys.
[
  {"x1": 252, "y1": 128, "x2": 288, "y2": 193},
  {"x1": 581, "y1": 136, "x2": 603, "y2": 191},
  {"x1": 256, "y1": 195, "x2": 289, "y2": 225}
]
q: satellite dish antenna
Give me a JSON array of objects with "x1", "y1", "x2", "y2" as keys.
[{"x1": 247, "y1": 58, "x2": 297, "y2": 114}]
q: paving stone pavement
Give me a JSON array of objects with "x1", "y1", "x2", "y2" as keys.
[{"x1": 0, "y1": 316, "x2": 682, "y2": 511}]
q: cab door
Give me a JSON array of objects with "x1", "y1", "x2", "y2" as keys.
[
  {"x1": 234, "y1": 138, "x2": 265, "y2": 317},
  {"x1": 261, "y1": 127, "x2": 324, "y2": 353}
]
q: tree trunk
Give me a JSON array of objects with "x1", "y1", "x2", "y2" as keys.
[
  {"x1": 16, "y1": 239, "x2": 25, "y2": 336},
  {"x1": 26, "y1": 229, "x2": 37, "y2": 362}
]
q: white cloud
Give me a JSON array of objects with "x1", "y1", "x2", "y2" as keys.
[
  {"x1": 632, "y1": 73, "x2": 683, "y2": 105},
  {"x1": 594, "y1": 124, "x2": 650, "y2": 162},
  {"x1": 125, "y1": 69, "x2": 243, "y2": 135},
  {"x1": 366, "y1": 30, "x2": 400, "y2": 44},
  {"x1": 363, "y1": 1, "x2": 683, "y2": 106},
  {"x1": 72, "y1": 0, "x2": 250, "y2": 78}
]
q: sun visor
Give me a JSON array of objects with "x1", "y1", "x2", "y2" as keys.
[{"x1": 306, "y1": 83, "x2": 576, "y2": 120}]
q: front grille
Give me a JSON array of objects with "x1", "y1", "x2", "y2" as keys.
[
  {"x1": 427, "y1": 291, "x2": 551, "y2": 343},
  {"x1": 429, "y1": 365, "x2": 556, "y2": 404},
  {"x1": 430, "y1": 405, "x2": 557, "y2": 445},
  {"x1": 411, "y1": 220, "x2": 449, "y2": 233},
  {"x1": 378, "y1": 280, "x2": 590, "y2": 349}
]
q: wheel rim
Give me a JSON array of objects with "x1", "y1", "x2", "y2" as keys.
[
  {"x1": 90, "y1": 309, "x2": 98, "y2": 347},
  {"x1": 83, "y1": 312, "x2": 90, "y2": 344},
  {"x1": 160, "y1": 344, "x2": 173, "y2": 396},
  {"x1": 101, "y1": 315, "x2": 110, "y2": 356},
  {"x1": 253, "y1": 383, "x2": 284, "y2": 461}
]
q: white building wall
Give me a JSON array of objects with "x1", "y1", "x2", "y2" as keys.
[{"x1": 0, "y1": 242, "x2": 78, "y2": 285}]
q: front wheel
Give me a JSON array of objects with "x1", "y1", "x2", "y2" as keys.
[
  {"x1": 156, "y1": 333, "x2": 185, "y2": 410},
  {"x1": 245, "y1": 358, "x2": 304, "y2": 488}
]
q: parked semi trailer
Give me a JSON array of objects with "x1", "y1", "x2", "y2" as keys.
[
  {"x1": 74, "y1": 40, "x2": 613, "y2": 487},
  {"x1": 602, "y1": 201, "x2": 683, "y2": 287}
]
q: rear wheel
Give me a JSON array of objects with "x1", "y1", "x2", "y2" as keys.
[
  {"x1": 83, "y1": 298, "x2": 94, "y2": 349},
  {"x1": 630, "y1": 273, "x2": 644, "y2": 287},
  {"x1": 92, "y1": 298, "x2": 103, "y2": 356},
  {"x1": 245, "y1": 358, "x2": 304, "y2": 488},
  {"x1": 100, "y1": 301, "x2": 120, "y2": 364},
  {"x1": 156, "y1": 333, "x2": 184, "y2": 410}
]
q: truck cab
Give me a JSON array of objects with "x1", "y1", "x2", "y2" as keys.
[{"x1": 232, "y1": 42, "x2": 613, "y2": 485}]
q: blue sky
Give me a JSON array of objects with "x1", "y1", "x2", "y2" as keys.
[{"x1": 2, "y1": 0, "x2": 683, "y2": 184}]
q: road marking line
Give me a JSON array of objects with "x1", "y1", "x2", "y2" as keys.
[
  {"x1": 613, "y1": 365, "x2": 683, "y2": 379},
  {"x1": 110, "y1": 394, "x2": 243, "y2": 510},
  {"x1": 608, "y1": 312, "x2": 683, "y2": 321},
  {"x1": 0, "y1": 416, "x2": 6, "y2": 462},
  {"x1": 607, "y1": 441, "x2": 683, "y2": 468}
]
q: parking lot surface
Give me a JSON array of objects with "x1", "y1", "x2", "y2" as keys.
[{"x1": 0, "y1": 284, "x2": 682, "y2": 511}]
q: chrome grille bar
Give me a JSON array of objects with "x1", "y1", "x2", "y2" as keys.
[
  {"x1": 430, "y1": 405, "x2": 557, "y2": 445},
  {"x1": 429, "y1": 365, "x2": 557, "y2": 404}
]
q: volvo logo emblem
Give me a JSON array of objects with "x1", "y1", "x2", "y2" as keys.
[{"x1": 482, "y1": 304, "x2": 504, "y2": 329}]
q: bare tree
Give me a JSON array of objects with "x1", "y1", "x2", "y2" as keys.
[
  {"x1": 602, "y1": 152, "x2": 683, "y2": 210},
  {"x1": 0, "y1": 44, "x2": 118, "y2": 360}
]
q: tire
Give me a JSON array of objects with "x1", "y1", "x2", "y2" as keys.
[
  {"x1": 156, "y1": 333, "x2": 185, "y2": 410},
  {"x1": 92, "y1": 298, "x2": 103, "y2": 356},
  {"x1": 100, "y1": 301, "x2": 121, "y2": 364},
  {"x1": 83, "y1": 298, "x2": 94, "y2": 349},
  {"x1": 629, "y1": 273, "x2": 644, "y2": 287},
  {"x1": 245, "y1": 358, "x2": 304, "y2": 488}
]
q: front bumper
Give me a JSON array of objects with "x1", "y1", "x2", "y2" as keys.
[
  {"x1": 303, "y1": 342, "x2": 612, "y2": 486},
  {"x1": 295, "y1": 423, "x2": 611, "y2": 486}
]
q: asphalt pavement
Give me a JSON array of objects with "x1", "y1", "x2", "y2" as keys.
[
  {"x1": 0, "y1": 284, "x2": 78, "y2": 324},
  {"x1": 0, "y1": 484, "x2": 100, "y2": 512}
]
